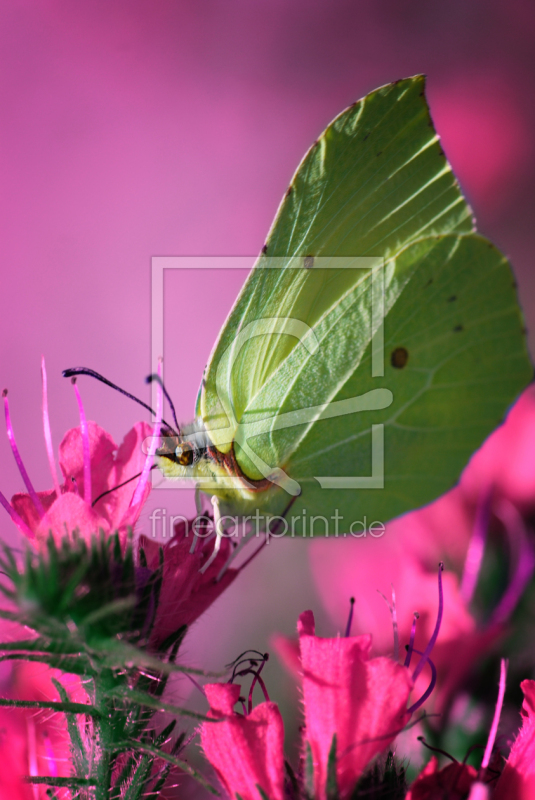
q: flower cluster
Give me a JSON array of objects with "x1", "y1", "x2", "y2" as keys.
[{"x1": 1, "y1": 371, "x2": 535, "y2": 799}]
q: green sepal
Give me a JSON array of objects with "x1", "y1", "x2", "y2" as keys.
[
  {"x1": 103, "y1": 685, "x2": 217, "y2": 721},
  {"x1": 305, "y1": 741, "x2": 315, "y2": 799},
  {"x1": 116, "y1": 739, "x2": 220, "y2": 795},
  {"x1": 326, "y1": 734, "x2": 339, "y2": 800},
  {"x1": 0, "y1": 697, "x2": 100, "y2": 716},
  {"x1": 256, "y1": 784, "x2": 271, "y2": 800}
]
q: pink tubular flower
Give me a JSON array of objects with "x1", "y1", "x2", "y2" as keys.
[
  {"x1": 1, "y1": 360, "x2": 159, "y2": 545},
  {"x1": 298, "y1": 610, "x2": 413, "y2": 800},
  {"x1": 139, "y1": 518, "x2": 239, "y2": 649},
  {"x1": 201, "y1": 682, "x2": 285, "y2": 800},
  {"x1": 493, "y1": 679, "x2": 535, "y2": 799},
  {"x1": 9, "y1": 419, "x2": 153, "y2": 545}
]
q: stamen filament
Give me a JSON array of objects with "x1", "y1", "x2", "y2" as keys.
[
  {"x1": 41, "y1": 356, "x2": 61, "y2": 497},
  {"x1": 71, "y1": 379, "x2": 92, "y2": 505},
  {"x1": 491, "y1": 500, "x2": 535, "y2": 625},
  {"x1": 461, "y1": 491, "x2": 491, "y2": 605},
  {"x1": 3, "y1": 390, "x2": 46, "y2": 519},
  {"x1": 247, "y1": 655, "x2": 269, "y2": 713},
  {"x1": 404, "y1": 612, "x2": 419, "y2": 669},
  {"x1": 480, "y1": 658, "x2": 508, "y2": 774},
  {"x1": 407, "y1": 648, "x2": 437, "y2": 714},
  {"x1": 412, "y1": 563, "x2": 444, "y2": 683},
  {"x1": 345, "y1": 597, "x2": 355, "y2": 637}
]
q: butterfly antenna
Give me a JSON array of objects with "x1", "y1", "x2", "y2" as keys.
[
  {"x1": 62, "y1": 367, "x2": 179, "y2": 434},
  {"x1": 146, "y1": 373, "x2": 181, "y2": 434}
]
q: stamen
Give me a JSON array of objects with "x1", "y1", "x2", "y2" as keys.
[
  {"x1": 461, "y1": 491, "x2": 491, "y2": 605},
  {"x1": 41, "y1": 357, "x2": 61, "y2": 497},
  {"x1": 146, "y1": 373, "x2": 181, "y2": 435},
  {"x1": 490, "y1": 500, "x2": 535, "y2": 625},
  {"x1": 248, "y1": 653, "x2": 270, "y2": 712},
  {"x1": 377, "y1": 586, "x2": 400, "y2": 661},
  {"x1": 407, "y1": 648, "x2": 437, "y2": 714},
  {"x1": 480, "y1": 658, "x2": 508, "y2": 775},
  {"x1": 345, "y1": 597, "x2": 355, "y2": 637},
  {"x1": 404, "y1": 612, "x2": 419, "y2": 669},
  {"x1": 412, "y1": 563, "x2": 444, "y2": 683},
  {"x1": 0, "y1": 487, "x2": 35, "y2": 539},
  {"x1": 199, "y1": 496, "x2": 222, "y2": 575},
  {"x1": 417, "y1": 735, "x2": 458, "y2": 763},
  {"x1": 71, "y1": 378, "x2": 92, "y2": 505},
  {"x1": 184, "y1": 673, "x2": 207, "y2": 697},
  {"x1": 3, "y1": 390, "x2": 45, "y2": 519},
  {"x1": 62, "y1": 366, "x2": 178, "y2": 434},
  {"x1": 130, "y1": 359, "x2": 163, "y2": 511},
  {"x1": 226, "y1": 650, "x2": 266, "y2": 669}
]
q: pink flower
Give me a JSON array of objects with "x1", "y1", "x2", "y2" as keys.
[
  {"x1": 405, "y1": 756, "x2": 478, "y2": 799},
  {"x1": 493, "y1": 679, "x2": 535, "y2": 799},
  {"x1": 9, "y1": 419, "x2": 153, "y2": 544},
  {"x1": 309, "y1": 390, "x2": 535, "y2": 712},
  {"x1": 0, "y1": 661, "x2": 86, "y2": 799},
  {"x1": 139, "y1": 518, "x2": 239, "y2": 649},
  {"x1": 298, "y1": 610, "x2": 413, "y2": 800},
  {"x1": 201, "y1": 682, "x2": 285, "y2": 800},
  {"x1": 1, "y1": 360, "x2": 159, "y2": 546}
]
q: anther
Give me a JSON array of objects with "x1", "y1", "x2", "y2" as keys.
[
  {"x1": 345, "y1": 597, "x2": 355, "y2": 637},
  {"x1": 3, "y1": 389, "x2": 46, "y2": 519}
]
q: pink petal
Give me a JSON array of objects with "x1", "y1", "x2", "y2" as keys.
[
  {"x1": 202, "y1": 683, "x2": 285, "y2": 800},
  {"x1": 493, "y1": 680, "x2": 535, "y2": 799},
  {"x1": 298, "y1": 611, "x2": 413, "y2": 800},
  {"x1": 58, "y1": 421, "x2": 117, "y2": 507},
  {"x1": 106, "y1": 421, "x2": 153, "y2": 530},
  {"x1": 142, "y1": 524, "x2": 238, "y2": 648},
  {"x1": 11, "y1": 489, "x2": 57, "y2": 534},
  {"x1": 34, "y1": 492, "x2": 104, "y2": 544},
  {"x1": 406, "y1": 756, "x2": 478, "y2": 799}
]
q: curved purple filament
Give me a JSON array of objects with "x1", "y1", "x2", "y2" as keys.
[{"x1": 412, "y1": 563, "x2": 444, "y2": 683}]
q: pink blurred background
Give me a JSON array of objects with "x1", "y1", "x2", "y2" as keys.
[{"x1": 1, "y1": 0, "x2": 535, "y2": 784}]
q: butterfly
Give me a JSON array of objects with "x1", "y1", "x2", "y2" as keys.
[{"x1": 70, "y1": 76, "x2": 532, "y2": 538}]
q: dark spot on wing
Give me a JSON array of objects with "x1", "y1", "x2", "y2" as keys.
[
  {"x1": 363, "y1": 132, "x2": 369, "y2": 141},
  {"x1": 304, "y1": 255, "x2": 315, "y2": 269},
  {"x1": 262, "y1": 244, "x2": 268, "y2": 255},
  {"x1": 447, "y1": 295, "x2": 457, "y2": 302},
  {"x1": 453, "y1": 325, "x2": 464, "y2": 332},
  {"x1": 391, "y1": 347, "x2": 409, "y2": 369},
  {"x1": 286, "y1": 186, "x2": 293, "y2": 197},
  {"x1": 425, "y1": 278, "x2": 433, "y2": 287},
  {"x1": 376, "y1": 151, "x2": 382, "y2": 157}
]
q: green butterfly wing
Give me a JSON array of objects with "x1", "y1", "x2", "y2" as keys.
[{"x1": 198, "y1": 76, "x2": 531, "y2": 530}]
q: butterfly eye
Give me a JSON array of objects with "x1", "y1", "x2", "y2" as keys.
[{"x1": 175, "y1": 442, "x2": 194, "y2": 466}]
